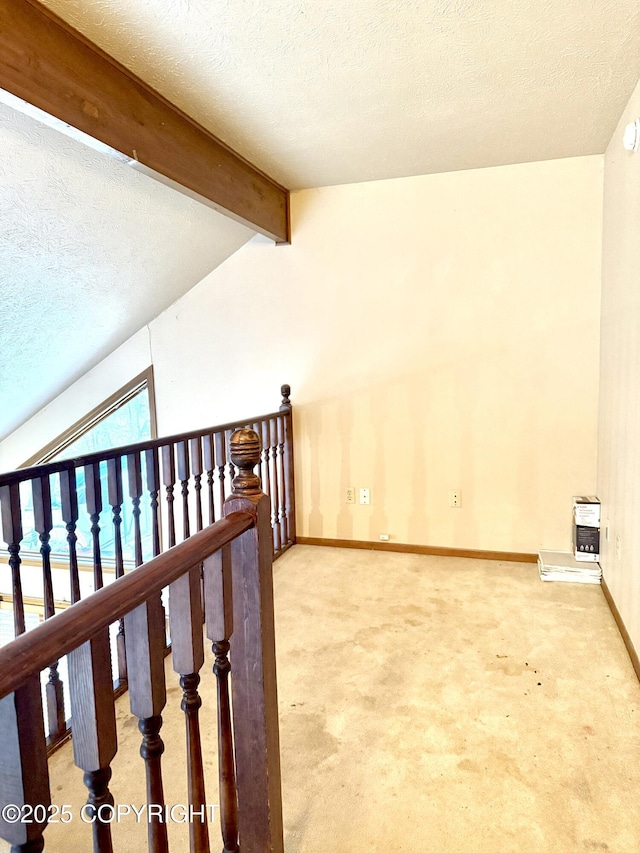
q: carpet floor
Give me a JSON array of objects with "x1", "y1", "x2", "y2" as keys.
[{"x1": 9, "y1": 545, "x2": 640, "y2": 851}]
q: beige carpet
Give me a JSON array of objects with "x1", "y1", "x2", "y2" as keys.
[{"x1": 6, "y1": 545, "x2": 640, "y2": 851}]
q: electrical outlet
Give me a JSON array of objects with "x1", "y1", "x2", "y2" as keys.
[
  {"x1": 616, "y1": 533, "x2": 622, "y2": 561},
  {"x1": 605, "y1": 519, "x2": 610, "y2": 541},
  {"x1": 346, "y1": 487, "x2": 355, "y2": 504},
  {"x1": 450, "y1": 490, "x2": 461, "y2": 508},
  {"x1": 359, "y1": 487, "x2": 370, "y2": 505},
  {"x1": 379, "y1": 533, "x2": 390, "y2": 541}
]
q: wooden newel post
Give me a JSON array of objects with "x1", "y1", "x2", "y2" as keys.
[{"x1": 224, "y1": 429, "x2": 284, "y2": 853}]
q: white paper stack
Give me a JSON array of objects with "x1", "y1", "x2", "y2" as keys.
[{"x1": 538, "y1": 550, "x2": 601, "y2": 584}]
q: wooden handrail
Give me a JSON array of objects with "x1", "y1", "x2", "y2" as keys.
[
  {"x1": 0, "y1": 386, "x2": 295, "y2": 758},
  {"x1": 0, "y1": 427, "x2": 285, "y2": 853},
  {"x1": 0, "y1": 408, "x2": 284, "y2": 484},
  {"x1": 0, "y1": 511, "x2": 253, "y2": 699}
]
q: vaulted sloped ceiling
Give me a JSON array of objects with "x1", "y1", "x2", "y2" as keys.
[
  {"x1": 0, "y1": 100, "x2": 254, "y2": 441},
  {"x1": 2, "y1": 0, "x2": 640, "y2": 443}
]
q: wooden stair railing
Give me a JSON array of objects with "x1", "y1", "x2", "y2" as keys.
[
  {"x1": 0, "y1": 429, "x2": 284, "y2": 853},
  {"x1": 0, "y1": 385, "x2": 296, "y2": 751}
]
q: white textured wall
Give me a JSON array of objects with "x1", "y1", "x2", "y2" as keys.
[
  {"x1": 0, "y1": 329, "x2": 151, "y2": 472},
  {"x1": 150, "y1": 157, "x2": 603, "y2": 554},
  {"x1": 0, "y1": 99, "x2": 254, "y2": 442},
  {"x1": 598, "y1": 79, "x2": 640, "y2": 648}
]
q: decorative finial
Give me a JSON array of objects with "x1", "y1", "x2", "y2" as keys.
[
  {"x1": 279, "y1": 384, "x2": 291, "y2": 412},
  {"x1": 229, "y1": 429, "x2": 262, "y2": 497}
]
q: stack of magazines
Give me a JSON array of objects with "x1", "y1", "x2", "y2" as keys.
[{"x1": 538, "y1": 550, "x2": 602, "y2": 584}]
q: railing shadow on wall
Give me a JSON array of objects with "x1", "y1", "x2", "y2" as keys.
[
  {"x1": 0, "y1": 427, "x2": 284, "y2": 853},
  {"x1": 0, "y1": 385, "x2": 295, "y2": 753}
]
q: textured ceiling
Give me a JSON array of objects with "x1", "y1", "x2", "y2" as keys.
[
  {"x1": 2, "y1": 0, "x2": 640, "y2": 443},
  {"x1": 0, "y1": 100, "x2": 254, "y2": 441},
  {"x1": 38, "y1": 0, "x2": 640, "y2": 189}
]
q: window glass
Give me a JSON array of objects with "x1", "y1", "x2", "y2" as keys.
[
  {"x1": 54, "y1": 387, "x2": 151, "y2": 460},
  {"x1": 18, "y1": 382, "x2": 154, "y2": 565}
]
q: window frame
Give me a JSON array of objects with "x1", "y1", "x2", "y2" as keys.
[{"x1": 21, "y1": 367, "x2": 158, "y2": 467}]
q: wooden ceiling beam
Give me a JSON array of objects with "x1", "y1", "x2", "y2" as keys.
[{"x1": 0, "y1": 0, "x2": 290, "y2": 243}]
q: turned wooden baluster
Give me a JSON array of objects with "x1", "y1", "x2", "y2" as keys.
[
  {"x1": 0, "y1": 675, "x2": 51, "y2": 853},
  {"x1": 32, "y1": 475, "x2": 54, "y2": 617},
  {"x1": 276, "y1": 416, "x2": 287, "y2": 550},
  {"x1": 224, "y1": 429, "x2": 284, "y2": 853},
  {"x1": 260, "y1": 420, "x2": 271, "y2": 504},
  {"x1": 84, "y1": 462, "x2": 104, "y2": 590},
  {"x1": 0, "y1": 483, "x2": 25, "y2": 636},
  {"x1": 67, "y1": 629, "x2": 117, "y2": 853},
  {"x1": 32, "y1": 474, "x2": 66, "y2": 740},
  {"x1": 225, "y1": 430, "x2": 236, "y2": 483},
  {"x1": 190, "y1": 437, "x2": 204, "y2": 533},
  {"x1": 107, "y1": 458, "x2": 125, "y2": 577},
  {"x1": 59, "y1": 468, "x2": 81, "y2": 603},
  {"x1": 256, "y1": 421, "x2": 271, "y2": 495},
  {"x1": 107, "y1": 457, "x2": 127, "y2": 684},
  {"x1": 176, "y1": 441, "x2": 191, "y2": 540},
  {"x1": 127, "y1": 452, "x2": 143, "y2": 567},
  {"x1": 279, "y1": 384, "x2": 297, "y2": 545},
  {"x1": 162, "y1": 445, "x2": 177, "y2": 549},
  {"x1": 145, "y1": 448, "x2": 162, "y2": 557},
  {"x1": 125, "y1": 593, "x2": 168, "y2": 853},
  {"x1": 189, "y1": 436, "x2": 203, "y2": 624},
  {"x1": 169, "y1": 566, "x2": 210, "y2": 853},
  {"x1": 203, "y1": 543, "x2": 238, "y2": 853},
  {"x1": 269, "y1": 418, "x2": 281, "y2": 553},
  {"x1": 202, "y1": 435, "x2": 216, "y2": 526},
  {"x1": 214, "y1": 432, "x2": 226, "y2": 513}
]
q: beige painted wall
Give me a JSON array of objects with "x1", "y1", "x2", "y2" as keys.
[
  {"x1": 0, "y1": 328, "x2": 151, "y2": 472},
  {"x1": 2, "y1": 157, "x2": 603, "y2": 554},
  {"x1": 150, "y1": 156, "x2": 603, "y2": 553},
  {"x1": 598, "y1": 78, "x2": 640, "y2": 650}
]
